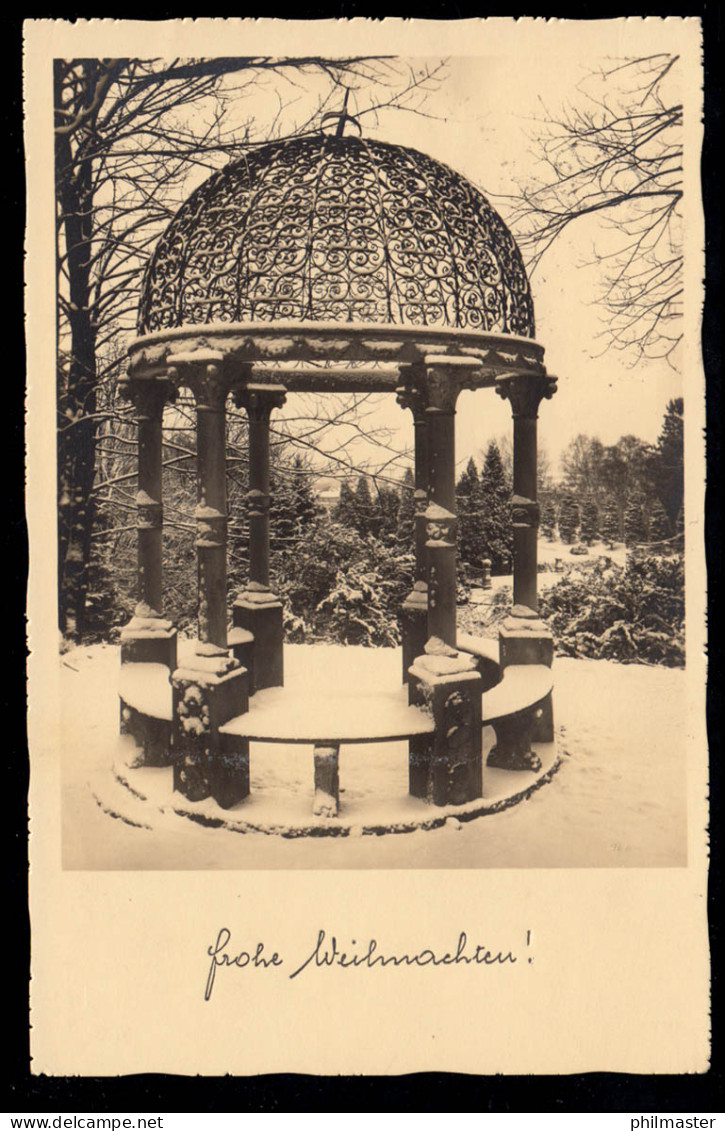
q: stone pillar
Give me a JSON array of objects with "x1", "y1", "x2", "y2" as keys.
[
  {"x1": 171, "y1": 653, "x2": 250, "y2": 809},
  {"x1": 491, "y1": 372, "x2": 558, "y2": 764},
  {"x1": 422, "y1": 356, "x2": 480, "y2": 649},
  {"x1": 481, "y1": 558, "x2": 492, "y2": 591},
  {"x1": 408, "y1": 646, "x2": 483, "y2": 805},
  {"x1": 406, "y1": 357, "x2": 484, "y2": 806},
  {"x1": 166, "y1": 351, "x2": 250, "y2": 808},
  {"x1": 232, "y1": 383, "x2": 287, "y2": 691},
  {"x1": 118, "y1": 376, "x2": 177, "y2": 669},
  {"x1": 495, "y1": 373, "x2": 557, "y2": 613},
  {"x1": 184, "y1": 361, "x2": 231, "y2": 648},
  {"x1": 396, "y1": 381, "x2": 429, "y2": 680},
  {"x1": 313, "y1": 744, "x2": 340, "y2": 818}
]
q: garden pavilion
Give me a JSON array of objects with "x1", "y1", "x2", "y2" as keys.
[{"x1": 118, "y1": 116, "x2": 558, "y2": 825}]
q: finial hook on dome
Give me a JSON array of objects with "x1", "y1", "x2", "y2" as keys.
[{"x1": 319, "y1": 88, "x2": 363, "y2": 138}]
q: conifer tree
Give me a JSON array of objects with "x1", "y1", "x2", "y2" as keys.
[
  {"x1": 333, "y1": 480, "x2": 358, "y2": 529},
  {"x1": 540, "y1": 496, "x2": 557, "y2": 541},
  {"x1": 269, "y1": 456, "x2": 318, "y2": 549},
  {"x1": 600, "y1": 499, "x2": 620, "y2": 548},
  {"x1": 396, "y1": 468, "x2": 416, "y2": 551},
  {"x1": 479, "y1": 442, "x2": 513, "y2": 573},
  {"x1": 558, "y1": 495, "x2": 580, "y2": 544},
  {"x1": 290, "y1": 456, "x2": 318, "y2": 531},
  {"x1": 579, "y1": 497, "x2": 599, "y2": 545},
  {"x1": 375, "y1": 483, "x2": 401, "y2": 541},
  {"x1": 456, "y1": 457, "x2": 486, "y2": 570},
  {"x1": 648, "y1": 497, "x2": 670, "y2": 541},
  {"x1": 354, "y1": 476, "x2": 375, "y2": 537},
  {"x1": 624, "y1": 496, "x2": 647, "y2": 546},
  {"x1": 653, "y1": 398, "x2": 684, "y2": 527}
]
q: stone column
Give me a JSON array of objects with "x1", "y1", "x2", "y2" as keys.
[
  {"x1": 166, "y1": 351, "x2": 250, "y2": 808},
  {"x1": 491, "y1": 372, "x2": 558, "y2": 764},
  {"x1": 423, "y1": 356, "x2": 481, "y2": 649},
  {"x1": 407, "y1": 356, "x2": 484, "y2": 806},
  {"x1": 495, "y1": 373, "x2": 557, "y2": 612},
  {"x1": 396, "y1": 381, "x2": 429, "y2": 681},
  {"x1": 186, "y1": 361, "x2": 231, "y2": 648},
  {"x1": 232, "y1": 383, "x2": 287, "y2": 691},
  {"x1": 117, "y1": 375, "x2": 178, "y2": 767},
  {"x1": 118, "y1": 376, "x2": 177, "y2": 669}
]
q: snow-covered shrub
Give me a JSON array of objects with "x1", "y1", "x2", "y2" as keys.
[
  {"x1": 539, "y1": 554, "x2": 684, "y2": 666},
  {"x1": 456, "y1": 583, "x2": 513, "y2": 639},
  {"x1": 275, "y1": 522, "x2": 414, "y2": 647}
]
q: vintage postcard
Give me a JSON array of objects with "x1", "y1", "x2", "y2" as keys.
[{"x1": 25, "y1": 17, "x2": 709, "y2": 1076}]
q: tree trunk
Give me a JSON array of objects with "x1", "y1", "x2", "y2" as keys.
[{"x1": 55, "y1": 61, "x2": 99, "y2": 640}]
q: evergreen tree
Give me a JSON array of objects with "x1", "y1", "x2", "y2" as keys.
[
  {"x1": 653, "y1": 398, "x2": 684, "y2": 527},
  {"x1": 456, "y1": 457, "x2": 487, "y2": 570},
  {"x1": 353, "y1": 476, "x2": 375, "y2": 537},
  {"x1": 558, "y1": 495, "x2": 580, "y2": 543},
  {"x1": 540, "y1": 496, "x2": 557, "y2": 541},
  {"x1": 396, "y1": 468, "x2": 416, "y2": 551},
  {"x1": 479, "y1": 442, "x2": 513, "y2": 573},
  {"x1": 579, "y1": 497, "x2": 599, "y2": 545},
  {"x1": 290, "y1": 456, "x2": 318, "y2": 531},
  {"x1": 269, "y1": 456, "x2": 318, "y2": 549},
  {"x1": 600, "y1": 499, "x2": 620, "y2": 548},
  {"x1": 648, "y1": 498, "x2": 670, "y2": 541},
  {"x1": 374, "y1": 483, "x2": 401, "y2": 541},
  {"x1": 624, "y1": 496, "x2": 647, "y2": 546},
  {"x1": 333, "y1": 480, "x2": 357, "y2": 529}
]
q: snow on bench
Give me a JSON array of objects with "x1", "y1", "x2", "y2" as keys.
[
  {"x1": 480, "y1": 664, "x2": 552, "y2": 724},
  {"x1": 456, "y1": 632, "x2": 500, "y2": 666},
  {"x1": 119, "y1": 662, "x2": 173, "y2": 721},
  {"x1": 219, "y1": 686, "x2": 435, "y2": 745}
]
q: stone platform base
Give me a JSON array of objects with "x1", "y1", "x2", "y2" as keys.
[{"x1": 92, "y1": 735, "x2": 562, "y2": 839}]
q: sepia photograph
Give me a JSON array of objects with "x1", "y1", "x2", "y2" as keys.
[
  {"x1": 52, "y1": 43, "x2": 691, "y2": 869},
  {"x1": 25, "y1": 16, "x2": 709, "y2": 1078}
]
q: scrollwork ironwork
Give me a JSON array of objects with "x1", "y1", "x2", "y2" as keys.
[{"x1": 139, "y1": 136, "x2": 535, "y2": 338}]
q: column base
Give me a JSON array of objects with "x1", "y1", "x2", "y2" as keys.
[
  {"x1": 313, "y1": 744, "x2": 340, "y2": 817},
  {"x1": 500, "y1": 606, "x2": 554, "y2": 742},
  {"x1": 532, "y1": 691, "x2": 555, "y2": 743},
  {"x1": 228, "y1": 626, "x2": 255, "y2": 691},
  {"x1": 408, "y1": 646, "x2": 482, "y2": 806},
  {"x1": 399, "y1": 582, "x2": 428, "y2": 683},
  {"x1": 171, "y1": 643, "x2": 250, "y2": 808},
  {"x1": 487, "y1": 712, "x2": 541, "y2": 773},
  {"x1": 232, "y1": 590, "x2": 283, "y2": 691},
  {"x1": 119, "y1": 702, "x2": 172, "y2": 767},
  {"x1": 498, "y1": 606, "x2": 554, "y2": 668},
  {"x1": 120, "y1": 613, "x2": 177, "y2": 668}
]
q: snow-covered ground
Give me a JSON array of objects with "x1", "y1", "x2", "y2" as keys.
[
  {"x1": 464, "y1": 539, "x2": 630, "y2": 627},
  {"x1": 58, "y1": 641, "x2": 688, "y2": 871}
]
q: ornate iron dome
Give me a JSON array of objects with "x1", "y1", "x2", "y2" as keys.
[{"x1": 138, "y1": 134, "x2": 535, "y2": 337}]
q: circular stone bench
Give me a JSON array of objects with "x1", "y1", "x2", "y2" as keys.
[{"x1": 118, "y1": 641, "x2": 554, "y2": 821}]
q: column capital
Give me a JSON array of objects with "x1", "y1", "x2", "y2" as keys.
[
  {"x1": 166, "y1": 349, "x2": 230, "y2": 409},
  {"x1": 232, "y1": 382, "x2": 287, "y2": 419},
  {"x1": 423, "y1": 355, "x2": 482, "y2": 413},
  {"x1": 395, "y1": 382, "x2": 427, "y2": 421},
  {"x1": 118, "y1": 375, "x2": 176, "y2": 417},
  {"x1": 495, "y1": 372, "x2": 557, "y2": 418}
]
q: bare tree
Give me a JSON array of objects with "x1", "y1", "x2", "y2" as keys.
[
  {"x1": 55, "y1": 55, "x2": 442, "y2": 638},
  {"x1": 504, "y1": 54, "x2": 683, "y2": 364}
]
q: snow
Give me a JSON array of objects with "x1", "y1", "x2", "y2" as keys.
[
  {"x1": 59, "y1": 643, "x2": 687, "y2": 871},
  {"x1": 220, "y1": 686, "x2": 434, "y2": 742},
  {"x1": 480, "y1": 665, "x2": 552, "y2": 721},
  {"x1": 119, "y1": 663, "x2": 173, "y2": 720}
]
